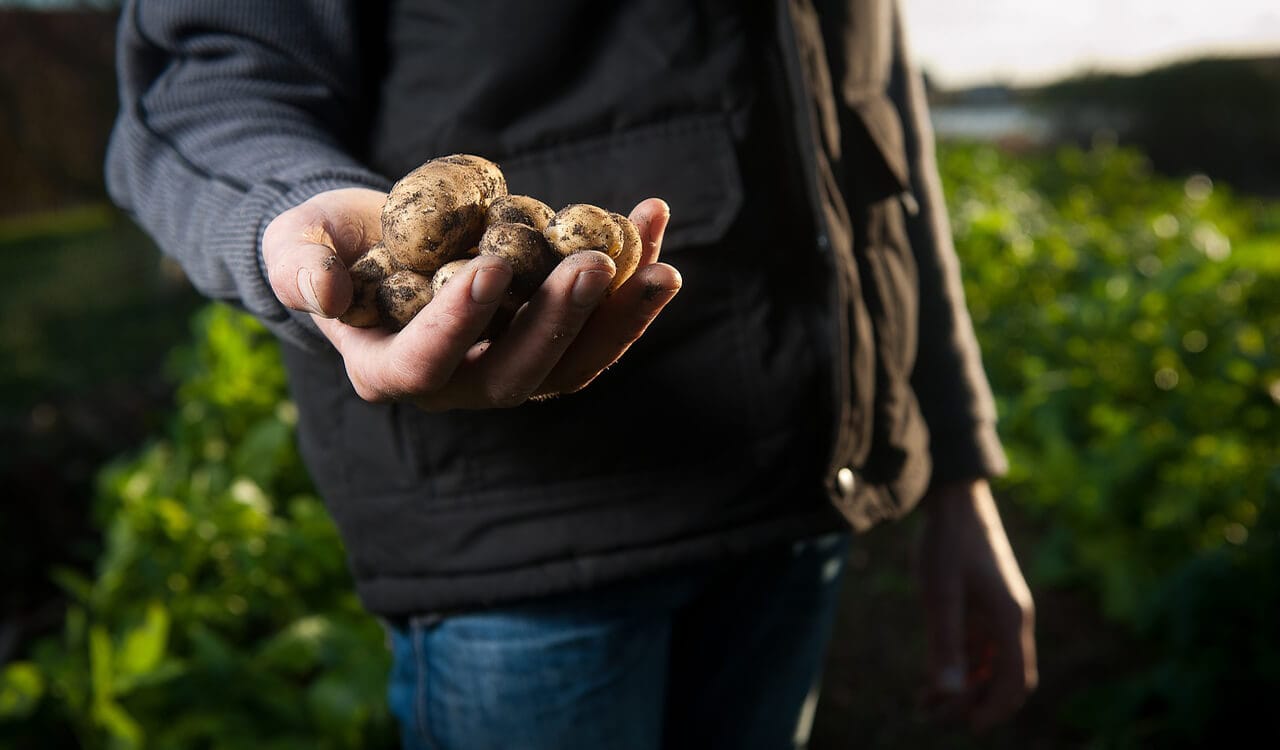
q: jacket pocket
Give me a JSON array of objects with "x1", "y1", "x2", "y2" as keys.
[
  {"x1": 499, "y1": 114, "x2": 744, "y2": 251},
  {"x1": 842, "y1": 91, "x2": 910, "y2": 200}
]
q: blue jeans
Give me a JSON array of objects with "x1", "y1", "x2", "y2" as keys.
[{"x1": 385, "y1": 531, "x2": 852, "y2": 750}]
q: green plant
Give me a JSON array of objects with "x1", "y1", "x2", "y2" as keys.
[
  {"x1": 942, "y1": 141, "x2": 1280, "y2": 743},
  {"x1": 1, "y1": 305, "x2": 394, "y2": 749}
]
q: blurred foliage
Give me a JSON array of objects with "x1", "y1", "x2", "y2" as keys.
[
  {"x1": 1, "y1": 307, "x2": 395, "y2": 749},
  {"x1": 1, "y1": 205, "x2": 201, "y2": 624},
  {"x1": 0, "y1": 205, "x2": 199, "y2": 407},
  {"x1": 943, "y1": 142, "x2": 1280, "y2": 744},
  {"x1": 3, "y1": 142, "x2": 1278, "y2": 747}
]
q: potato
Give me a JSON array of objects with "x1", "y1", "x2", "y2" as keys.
[
  {"x1": 380, "y1": 154, "x2": 507, "y2": 275},
  {"x1": 486, "y1": 195, "x2": 554, "y2": 232},
  {"x1": 544, "y1": 205, "x2": 641, "y2": 294},
  {"x1": 340, "y1": 243, "x2": 395, "y2": 327},
  {"x1": 608, "y1": 212, "x2": 642, "y2": 294},
  {"x1": 432, "y1": 154, "x2": 507, "y2": 200},
  {"x1": 544, "y1": 204, "x2": 624, "y2": 260},
  {"x1": 353, "y1": 154, "x2": 648, "y2": 336},
  {"x1": 430, "y1": 258, "x2": 472, "y2": 296},
  {"x1": 479, "y1": 222, "x2": 558, "y2": 303},
  {"x1": 376, "y1": 270, "x2": 434, "y2": 331}
]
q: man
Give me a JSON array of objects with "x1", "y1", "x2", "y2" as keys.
[{"x1": 107, "y1": 0, "x2": 1036, "y2": 747}]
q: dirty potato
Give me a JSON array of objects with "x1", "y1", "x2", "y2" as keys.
[
  {"x1": 355, "y1": 154, "x2": 648, "y2": 336},
  {"x1": 340, "y1": 242, "x2": 395, "y2": 327},
  {"x1": 486, "y1": 195, "x2": 555, "y2": 232},
  {"x1": 479, "y1": 222, "x2": 558, "y2": 303},
  {"x1": 380, "y1": 154, "x2": 507, "y2": 275},
  {"x1": 607, "y1": 212, "x2": 642, "y2": 294},
  {"x1": 430, "y1": 258, "x2": 472, "y2": 296},
  {"x1": 376, "y1": 269, "x2": 434, "y2": 331},
  {"x1": 544, "y1": 203, "x2": 624, "y2": 260}
]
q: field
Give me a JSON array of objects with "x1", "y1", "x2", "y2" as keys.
[{"x1": 2, "y1": 141, "x2": 1277, "y2": 748}]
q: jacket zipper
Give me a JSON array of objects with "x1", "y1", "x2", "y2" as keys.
[{"x1": 772, "y1": 0, "x2": 857, "y2": 500}]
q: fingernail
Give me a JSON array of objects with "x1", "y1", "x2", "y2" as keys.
[
  {"x1": 471, "y1": 266, "x2": 510, "y2": 304},
  {"x1": 572, "y1": 269, "x2": 612, "y2": 307},
  {"x1": 298, "y1": 268, "x2": 322, "y2": 313},
  {"x1": 653, "y1": 199, "x2": 671, "y2": 239}
]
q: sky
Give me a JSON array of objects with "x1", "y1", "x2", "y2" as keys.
[{"x1": 903, "y1": 0, "x2": 1280, "y2": 88}]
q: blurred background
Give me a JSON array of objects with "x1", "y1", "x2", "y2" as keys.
[{"x1": 1, "y1": 1, "x2": 1277, "y2": 748}]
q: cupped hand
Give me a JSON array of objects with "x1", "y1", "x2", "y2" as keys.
[
  {"x1": 263, "y1": 188, "x2": 681, "y2": 410},
  {"x1": 917, "y1": 478, "x2": 1038, "y2": 732}
]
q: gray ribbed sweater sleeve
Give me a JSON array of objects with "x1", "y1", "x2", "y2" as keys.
[{"x1": 105, "y1": 0, "x2": 393, "y2": 350}]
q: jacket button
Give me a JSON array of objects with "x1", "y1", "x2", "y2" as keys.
[{"x1": 837, "y1": 467, "x2": 857, "y2": 499}]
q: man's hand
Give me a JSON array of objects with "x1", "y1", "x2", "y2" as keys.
[
  {"x1": 263, "y1": 188, "x2": 681, "y2": 410},
  {"x1": 918, "y1": 478, "x2": 1038, "y2": 732}
]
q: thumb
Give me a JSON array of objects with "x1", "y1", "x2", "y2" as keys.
[
  {"x1": 267, "y1": 238, "x2": 353, "y2": 317},
  {"x1": 262, "y1": 188, "x2": 385, "y2": 317}
]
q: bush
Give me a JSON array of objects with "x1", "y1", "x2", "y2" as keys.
[
  {"x1": 1, "y1": 306, "x2": 395, "y2": 749},
  {"x1": 943, "y1": 142, "x2": 1280, "y2": 743}
]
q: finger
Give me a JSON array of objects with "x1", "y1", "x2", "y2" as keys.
[
  {"x1": 314, "y1": 311, "x2": 394, "y2": 377},
  {"x1": 537, "y1": 261, "x2": 681, "y2": 394},
  {"x1": 263, "y1": 188, "x2": 385, "y2": 317},
  {"x1": 296, "y1": 187, "x2": 386, "y2": 262},
  {"x1": 315, "y1": 257, "x2": 512, "y2": 402},
  {"x1": 628, "y1": 198, "x2": 670, "y2": 268},
  {"x1": 464, "y1": 252, "x2": 616, "y2": 407},
  {"x1": 265, "y1": 233, "x2": 354, "y2": 318},
  {"x1": 922, "y1": 565, "x2": 967, "y2": 701},
  {"x1": 968, "y1": 603, "x2": 1036, "y2": 731},
  {"x1": 967, "y1": 606, "x2": 1029, "y2": 732}
]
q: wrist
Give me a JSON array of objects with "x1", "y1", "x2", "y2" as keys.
[{"x1": 926, "y1": 477, "x2": 985, "y2": 502}]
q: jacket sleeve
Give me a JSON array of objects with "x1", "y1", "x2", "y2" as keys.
[
  {"x1": 885, "y1": 3, "x2": 1008, "y2": 483},
  {"x1": 105, "y1": 0, "x2": 393, "y2": 351}
]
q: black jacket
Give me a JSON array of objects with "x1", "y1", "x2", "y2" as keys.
[{"x1": 107, "y1": 0, "x2": 1005, "y2": 617}]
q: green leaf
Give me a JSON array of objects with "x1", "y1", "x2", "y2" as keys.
[
  {"x1": 307, "y1": 675, "x2": 365, "y2": 736},
  {"x1": 89, "y1": 625, "x2": 114, "y2": 703},
  {"x1": 0, "y1": 662, "x2": 45, "y2": 719},
  {"x1": 233, "y1": 418, "x2": 292, "y2": 486},
  {"x1": 116, "y1": 602, "x2": 170, "y2": 686},
  {"x1": 94, "y1": 698, "x2": 142, "y2": 748},
  {"x1": 187, "y1": 623, "x2": 236, "y2": 675},
  {"x1": 256, "y1": 615, "x2": 332, "y2": 674},
  {"x1": 114, "y1": 659, "x2": 185, "y2": 695},
  {"x1": 50, "y1": 566, "x2": 95, "y2": 604},
  {"x1": 65, "y1": 604, "x2": 87, "y2": 649}
]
